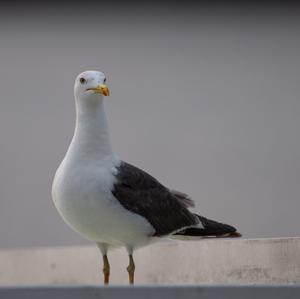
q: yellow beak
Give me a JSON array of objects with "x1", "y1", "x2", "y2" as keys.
[{"x1": 87, "y1": 84, "x2": 110, "y2": 96}]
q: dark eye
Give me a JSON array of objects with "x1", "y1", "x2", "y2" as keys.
[
  {"x1": 79, "y1": 77, "x2": 86, "y2": 84},
  {"x1": 103, "y1": 78, "x2": 106, "y2": 83}
]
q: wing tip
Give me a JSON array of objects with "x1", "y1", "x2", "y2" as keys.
[
  {"x1": 217, "y1": 231, "x2": 242, "y2": 238},
  {"x1": 230, "y1": 231, "x2": 242, "y2": 238}
]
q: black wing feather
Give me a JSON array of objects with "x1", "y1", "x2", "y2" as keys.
[
  {"x1": 175, "y1": 215, "x2": 240, "y2": 237},
  {"x1": 112, "y1": 161, "x2": 199, "y2": 236}
]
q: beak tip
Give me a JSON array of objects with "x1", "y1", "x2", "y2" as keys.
[{"x1": 100, "y1": 84, "x2": 110, "y2": 96}]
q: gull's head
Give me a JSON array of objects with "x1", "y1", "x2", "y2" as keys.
[{"x1": 74, "y1": 70, "x2": 110, "y2": 104}]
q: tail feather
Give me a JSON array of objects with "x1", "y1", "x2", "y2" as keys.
[{"x1": 173, "y1": 214, "x2": 242, "y2": 238}]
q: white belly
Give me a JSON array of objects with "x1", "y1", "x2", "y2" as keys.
[{"x1": 52, "y1": 157, "x2": 154, "y2": 249}]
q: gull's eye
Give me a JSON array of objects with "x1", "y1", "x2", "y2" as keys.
[
  {"x1": 79, "y1": 77, "x2": 86, "y2": 84},
  {"x1": 103, "y1": 78, "x2": 106, "y2": 83}
]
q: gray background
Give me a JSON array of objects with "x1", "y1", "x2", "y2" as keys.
[{"x1": 0, "y1": 3, "x2": 299, "y2": 248}]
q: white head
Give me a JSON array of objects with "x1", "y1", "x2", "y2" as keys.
[{"x1": 74, "y1": 70, "x2": 110, "y2": 106}]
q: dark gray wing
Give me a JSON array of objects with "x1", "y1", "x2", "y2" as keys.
[
  {"x1": 112, "y1": 161, "x2": 199, "y2": 237},
  {"x1": 169, "y1": 189, "x2": 195, "y2": 208}
]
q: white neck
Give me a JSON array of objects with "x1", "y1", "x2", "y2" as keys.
[{"x1": 66, "y1": 96, "x2": 113, "y2": 161}]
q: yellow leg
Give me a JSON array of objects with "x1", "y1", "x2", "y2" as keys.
[
  {"x1": 102, "y1": 254, "x2": 110, "y2": 285},
  {"x1": 127, "y1": 254, "x2": 135, "y2": 285}
]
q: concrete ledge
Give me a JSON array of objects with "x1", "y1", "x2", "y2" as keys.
[
  {"x1": 0, "y1": 286, "x2": 300, "y2": 299},
  {"x1": 0, "y1": 237, "x2": 299, "y2": 285}
]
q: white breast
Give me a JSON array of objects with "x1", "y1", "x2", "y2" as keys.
[{"x1": 52, "y1": 155, "x2": 154, "y2": 249}]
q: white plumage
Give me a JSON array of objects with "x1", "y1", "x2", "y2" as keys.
[{"x1": 52, "y1": 71, "x2": 155, "y2": 252}]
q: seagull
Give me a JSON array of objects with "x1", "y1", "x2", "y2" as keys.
[{"x1": 52, "y1": 70, "x2": 241, "y2": 285}]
